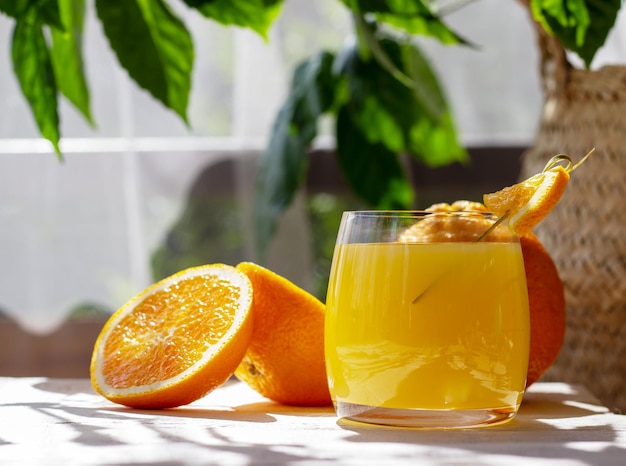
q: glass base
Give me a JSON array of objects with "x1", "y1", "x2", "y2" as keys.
[{"x1": 336, "y1": 400, "x2": 518, "y2": 429}]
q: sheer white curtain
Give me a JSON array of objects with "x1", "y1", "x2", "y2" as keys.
[
  {"x1": 0, "y1": 0, "x2": 350, "y2": 334},
  {"x1": 1, "y1": 0, "x2": 623, "y2": 334}
]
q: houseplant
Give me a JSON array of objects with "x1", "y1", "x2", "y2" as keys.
[
  {"x1": 2, "y1": 2, "x2": 622, "y2": 232},
  {"x1": 0, "y1": 0, "x2": 286, "y2": 157}
]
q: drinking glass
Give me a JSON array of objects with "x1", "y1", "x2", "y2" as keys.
[{"x1": 324, "y1": 210, "x2": 530, "y2": 428}]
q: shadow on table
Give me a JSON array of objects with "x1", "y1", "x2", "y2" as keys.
[
  {"x1": 25, "y1": 379, "x2": 622, "y2": 465},
  {"x1": 32, "y1": 377, "x2": 335, "y2": 421},
  {"x1": 337, "y1": 386, "x2": 621, "y2": 465},
  {"x1": 8, "y1": 399, "x2": 314, "y2": 465},
  {"x1": 23, "y1": 378, "x2": 340, "y2": 464}
]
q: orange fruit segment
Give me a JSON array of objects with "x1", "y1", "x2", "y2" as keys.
[
  {"x1": 234, "y1": 262, "x2": 332, "y2": 406},
  {"x1": 484, "y1": 151, "x2": 593, "y2": 236},
  {"x1": 483, "y1": 161, "x2": 570, "y2": 236},
  {"x1": 399, "y1": 200, "x2": 511, "y2": 243},
  {"x1": 90, "y1": 264, "x2": 253, "y2": 409}
]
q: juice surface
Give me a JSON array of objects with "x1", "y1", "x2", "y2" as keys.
[{"x1": 325, "y1": 241, "x2": 530, "y2": 411}]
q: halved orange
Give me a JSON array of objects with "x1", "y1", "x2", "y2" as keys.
[
  {"x1": 234, "y1": 262, "x2": 332, "y2": 406},
  {"x1": 484, "y1": 150, "x2": 593, "y2": 236},
  {"x1": 90, "y1": 264, "x2": 253, "y2": 409}
]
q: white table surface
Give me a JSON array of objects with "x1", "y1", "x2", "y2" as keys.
[{"x1": 0, "y1": 377, "x2": 624, "y2": 465}]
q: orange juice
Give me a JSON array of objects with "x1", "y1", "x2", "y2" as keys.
[{"x1": 325, "y1": 241, "x2": 530, "y2": 416}]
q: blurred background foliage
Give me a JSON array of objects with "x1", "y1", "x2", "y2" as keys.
[{"x1": 1, "y1": 0, "x2": 621, "y2": 305}]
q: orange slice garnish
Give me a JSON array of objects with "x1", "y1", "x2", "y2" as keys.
[
  {"x1": 483, "y1": 150, "x2": 593, "y2": 236},
  {"x1": 90, "y1": 264, "x2": 253, "y2": 409},
  {"x1": 234, "y1": 262, "x2": 331, "y2": 406}
]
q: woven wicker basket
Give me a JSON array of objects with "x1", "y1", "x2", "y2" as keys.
[{"x1": 519, "y1": 21, "x2": 626, "y2": 413}]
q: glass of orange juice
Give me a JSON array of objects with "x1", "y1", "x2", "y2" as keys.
[{"x1": 324, "y1": 210, "x2": 530, "y2": 428}]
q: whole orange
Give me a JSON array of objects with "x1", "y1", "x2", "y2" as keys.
[
  {"x1": 414, "y1": 202, "x2": 566, "y2": 387},
  {"x1": 520, "y1": 233, "x2": 566, "y2": 386},
  {"x1": 234, "y1": 262, "x2": 332, "y2": 406}
]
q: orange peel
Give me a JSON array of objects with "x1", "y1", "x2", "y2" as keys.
[{"x1": 484, "y1": 149, "x2": 593, "y2": 236}]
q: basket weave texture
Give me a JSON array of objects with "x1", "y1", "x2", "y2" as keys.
[{"x1": 520, "y1": 27, "x2": 626, "y2": 412}]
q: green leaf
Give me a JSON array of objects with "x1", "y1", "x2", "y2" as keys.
[
  {"x1": 341, "y1": 0, "x2": 468, "y2": 45},
  {"x1": 1, "y1": 0, "x2": 63, "y2": 29},
  {"x1": 11, "y1": 11, "x2": 61, "y2": 157},
  {"x1": 96, "y1": 0, "x2": 193, "y2": 122},
  {"x1": 377, "y1": 13, "x2": 467, "y2": 45},
  {"x1": 408, "y1": 111, "x2": 467, "y2": 167},
  {"x1": 0, "y1": 0, "x2": 38, "y2": 18},
  {"x1": 183, "y1": 0, "x2": 284, "y2": 39},
  {"x1": 335, "y1": 105, "x2": 413, "y2": 209},
  {"x1": 354, "y1": 18, "x2": 444, "y2": 122},
  {"x1": 37, "y1": 0, "x2": 63, "y2": 29},
  {"x1": 338, "y1": 41, "x2": 417, "y2": 130},
  {"x1": 255, "y1": 51, "x2": 338, "y2": 258},
  {"x1": 357, "y1": 95, "x2": 404, "y2": 152},
  {"x1": 51, "y1": 0, "x2": 93, "y2": 124},
  {"x1": 336, "y1": 34, "x2": 466, "y2": 171},
  {"x1": 531, "y1": 0, "x2": 621, "y2": 67},
  {"x1": 400, "y1": 38, "x2": 466, "y2": 166}
]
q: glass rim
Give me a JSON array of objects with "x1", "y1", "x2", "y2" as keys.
[
  {"x1": 342, "y1": 210, "x2": 500, "y2": 217},
  {"x1": 337, "y1": 209, "x2": 516, "y2": 244}
]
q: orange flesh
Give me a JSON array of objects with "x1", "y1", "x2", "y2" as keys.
[
  {"x1": 102, "y1": 275, "x2": 241, "y2": 388},
  {"x1": 483, "y1": 166, "x2": 570, "y2": 236},
  {"x1": 494, "y1": 173, "x2": 545, "y2": 210}
]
